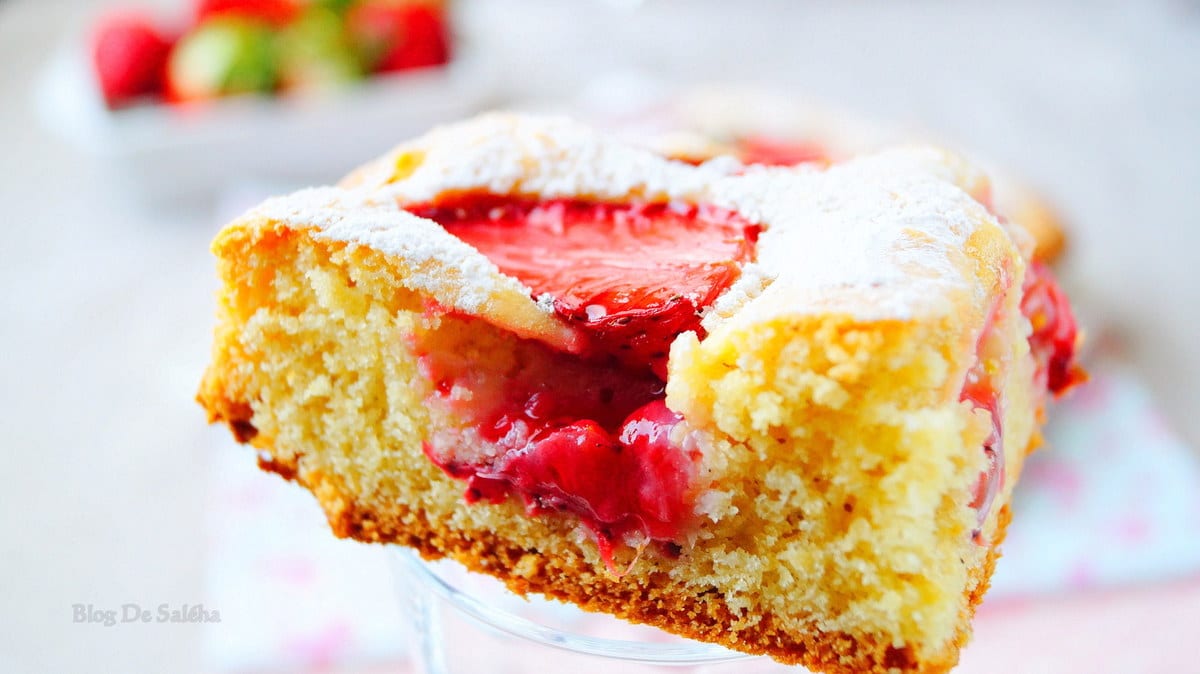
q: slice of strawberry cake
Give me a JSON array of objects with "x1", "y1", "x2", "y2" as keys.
[{"x1": 198, "y1": 113, "x2": 1083, "y2": 674}]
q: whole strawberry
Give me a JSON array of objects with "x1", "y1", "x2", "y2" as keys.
[
  {"x1": 346, "y1": 2, "x2": 450, "y2": 74},
  {"x1": 91, "y1": 12, "x2": 173, "y2": 108}
]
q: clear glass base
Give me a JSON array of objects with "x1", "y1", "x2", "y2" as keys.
[{"x1": 392, "y1": 549, "x2": 805, "y2": 673}]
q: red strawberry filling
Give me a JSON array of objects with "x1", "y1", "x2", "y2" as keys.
[
  {"x1": 1022, "y1": 261, "x2": 1086, "y2": 395},
  {"x1": 964, "y1": 261, "x2": 1083, "y2": 541},
  {"x1": 409, "y1": 197, "x2": 757, "y2": 566},
  {"x1": 961, "y1": 363, "x2": 1004, "y2": 544},
  {"x1": 422, "y1": 396, "x2": 694, "y2": 567}
]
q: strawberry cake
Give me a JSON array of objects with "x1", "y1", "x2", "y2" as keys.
[{"x1": 198, "y1": 114, "x2": 1084, "y2": 673}]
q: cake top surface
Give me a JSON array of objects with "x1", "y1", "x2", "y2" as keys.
[
  {"x1": 246, "y1": 187, "x2": 526, "y2": 312},
  {"x1": 244, "y1": 113, "x2": 1014, "y2": 335}
]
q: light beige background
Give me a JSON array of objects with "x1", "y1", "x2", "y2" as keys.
[{"x1": 1, "y1": 1, "x2": 1197, "y2": 672}]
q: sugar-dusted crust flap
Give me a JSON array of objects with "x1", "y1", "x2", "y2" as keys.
[
  {"x1": 289, "y1": 114, "x2": 1018, "y2": 335},
  {"x1": 217, "y1": 190, "x2": 579, "y2": 349}
]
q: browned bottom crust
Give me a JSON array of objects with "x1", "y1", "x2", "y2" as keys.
[{"x1": 243, "y1": 444, "x2": 1011, "y2": 674}]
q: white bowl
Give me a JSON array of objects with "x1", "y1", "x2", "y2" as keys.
[{"x1": 35, "y1": 34, "x2": 499, "y2": 202}]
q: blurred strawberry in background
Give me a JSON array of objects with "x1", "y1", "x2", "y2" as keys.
[
  {"x1": 347, "y1": 2, "x2": 450, "y2": 73},
  {"x1": 91, "y1": 11, "x2": 173, "y2": 107},
  {"x1": 90, "y1": 0, "x2": 452, "y2": 109}
]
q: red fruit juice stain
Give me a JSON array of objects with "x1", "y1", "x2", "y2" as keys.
[
  {"x1": 408, "y1": 196, "x2": 757, "y2": 568},
  {"x1": 966, "y1": 261, "x2": 1084, "y2": 543}
]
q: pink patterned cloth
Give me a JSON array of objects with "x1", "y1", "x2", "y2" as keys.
[
  {"x1": 989, "y1": 361, "x2": 1200, "y2": 597},
  {"x1": 203, "y1": 352, "x2": 1200, "y2": 671}
]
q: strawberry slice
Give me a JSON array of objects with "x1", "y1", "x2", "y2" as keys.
[
  {"x1": 91, "y1": 12, "x2": 173, "y2": 108},
  {"x1": 408, "y1": 197, "x2": 759, "y2": 378}
]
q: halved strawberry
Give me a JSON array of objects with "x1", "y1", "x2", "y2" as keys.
[
  {"x1": 193, "y1": 0, "x2": 299, "y2": 26},
  {"x1": 346, "y1": 1, "x2": 450, "y2": 73},
  {"x1": 408, "y1": 197, "x2": 759, "y2": 378},
  {"x1": 91, "y1": 12, "x2": 173, "y2": 108}
]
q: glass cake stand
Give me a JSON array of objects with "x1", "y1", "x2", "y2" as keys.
[{"x1": 392, "y1": 549, "x2": 802, "y2": 673}]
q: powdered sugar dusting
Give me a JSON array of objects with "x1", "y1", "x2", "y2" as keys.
[
  {"x1": 363, "y1": 113, "x2": 736, "y2": 204},
  {"x1": 707, "y1": 147, "x2": 1001, "y2": 324},
  {"x1": 242, "y1": 113, "x2": 1008, "y2": 333}
]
